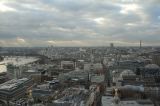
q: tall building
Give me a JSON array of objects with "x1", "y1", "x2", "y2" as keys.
[
  {"x1": 110, "y1": 43, "x2": 114, "y2": 48},
  {"x1": 152, "y1": 54, "x2": 160, "y2": 66},
  {"x1": 140, "y1": 40, "x2": 142, "y2": 48}
]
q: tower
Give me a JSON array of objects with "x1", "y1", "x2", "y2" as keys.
[
  {"x1": 90, "y1": 49, "x2": 94, "y2": 72},
  {"x1": 110, "y1": 43, "x2": 114, "y2": 48},
  {"x1": 140, "y1": 40, "x2": 142, "y2": 48},
  {"x1": 90, "y1": 49, "x2": 94, "y2": 64}
]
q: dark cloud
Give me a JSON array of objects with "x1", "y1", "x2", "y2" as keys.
[{"x1": 0, "y1": 0, "x2": 159, "y2": 46}]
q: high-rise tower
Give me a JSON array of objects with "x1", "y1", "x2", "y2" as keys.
[{"x1": 140, "y1": 40, "x2": 142, "y2": 48}]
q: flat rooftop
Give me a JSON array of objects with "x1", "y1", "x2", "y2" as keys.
[
  {"x1": 0, "y1": 65, "x2": 7, "y2": 73},
  {"x1": 91, "y1": 75, "x2": 105, "y2": 83},
  {"x1": 0, "y1": 78, "x2": 28, "y2": 91},
  {"x1": 102, "y1": 96, "x2": 154, "y2": 106}
]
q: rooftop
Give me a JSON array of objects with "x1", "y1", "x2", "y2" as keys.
[
  {"x1": 102, "y1": 96, "x2": 154, "y2": 106},
  {"x1": 145, "y1": 64, "x2": 160, "y2": 69},
  {"x1": 91, "y1": 75, "x2": 105, "y2": 83},
  {"x1": 120, "y1": 69, "x2": 136, "y2": 77},
  {"x1": 0, "y1": 65, "x2": 7, "y2": 73},
  {"x1": 0, "y1": 78, "x2": 28, "y2": 91}
]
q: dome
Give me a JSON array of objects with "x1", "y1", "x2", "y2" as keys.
[
  {"x1": 145, "y1": 64, "x2": 160, "y2": 70},
  {"x1": 120, "y1": 69, "x2": 135, "y2": 77}
]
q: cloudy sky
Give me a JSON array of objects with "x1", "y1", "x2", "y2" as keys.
[{"x1": 0, "y1": 0, "x2": 160, "y2": 47}]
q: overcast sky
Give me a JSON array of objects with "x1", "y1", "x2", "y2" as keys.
[{"x1": 0, "y1": 0, "x2": 160, "y2": 47}]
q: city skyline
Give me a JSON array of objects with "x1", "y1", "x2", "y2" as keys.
[{"x1": 0, "y1": 0, "x2": 160, "y2": 47}]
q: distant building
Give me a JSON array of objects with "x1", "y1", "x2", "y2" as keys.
[
  {"x1": 143, "y1": 64, "x2": 160, "y2": 77},
  {"x1": 113, "y1": 60, "x2": 144, "y2": 71},
  {"x1": 152, "y1": 54, "x2": 160, "y2": 66},
  {"x1": 102, "y1": 96, "x2": 154, "y2": 106},
  {"x1": 84, "y1": 63, "x2": 103, "y2": 72},
  {"x1": 0, "y1": 72, "x2": 8, "y2": 84},
  {"x1": 0, "y1": 65, "x2": 8, "y2": 84},
  {"x1": 0, "y1": 56, "x2": 4, "y2": 62},
  {"x1": 140, "y1": 40, "x2": 142, "y2": 48},
  {"x1": 76, "y1": 60, "x2": 85, "y2": 69},
  {"x1": 110, "y1": 43, "x2": 114, "y2": 48},
  {"x1": 23, "y1": 70, "x2": 42, "y2": 84},
  {"x1": 52, "y1": 87, "x2": 87, "y2": 106},
  {"x1": 60, "y1": 61, "x2": 75, "y2": 70},
  {"x1": 32, "y1": 84, "x2": 53, "y2": 102}
]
